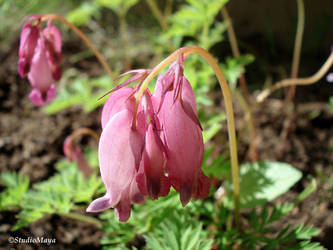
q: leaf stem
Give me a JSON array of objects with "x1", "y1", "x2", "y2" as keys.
[
  {"x1": 256, "y1": 51, "x2": 333, "y2": 103},
  {"x1": 58, "y1": 212, "x2": 102, "y2": 228},
  {"x1": 41, "y1": 14, "x2": 115, "y2": 81},
  {"x1": 136, "y1": 46, "x2": 241, "y2": 228}
]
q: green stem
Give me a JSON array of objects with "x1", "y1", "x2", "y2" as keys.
[
  {"x1": 221, "y1": 6, "x2": 258, "y2": 161},
  {"x1": 119, "y1": 13, "x2": 131, "y2": 71},
  {"x1": 221, "y1": 6, "x2": 250, "y2": 102},
  {"x1": 288, "y1": 0, "x2": 305, "y2": 101},
  {"x1": 58, "y1": 212, "x2": 102, "y2": 228},
  {"x1": 41, "y1": 14, "x2": 115, "y2": 81},
  {"x1": 281, "y1": 0, "x2": 305, "y2": 138},
  {"x1": 164, "y1": 0, "x2": 174, "y2": 17},
  {"x1": 257, "y1": 51, "x2": 333, "y2": 103},
  {"x1": 135, "y1": 46, "x2": 240, "y2": 228},
  {"x1": 232, "y1": 89, "x2": 258, "y2": 161},
  {"x1": 144, "y1": 0, "x2": 168, "y2": 30}
]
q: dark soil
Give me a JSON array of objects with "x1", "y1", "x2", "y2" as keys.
[{"x1": 0, "y1": 42, "x2": 332, "y2": 249}]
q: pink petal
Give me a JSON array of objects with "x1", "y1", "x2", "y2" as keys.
[
  {"x1": 141, "y1": 124, "x2": 169, "y2": 199},
  {"x1": 158, "y1": 90, "x2": 206, "y2": 206},
  {"x1": 193, "y1": 170, "x2": 210, "y2": 200},
  {"x1": 98, "y1": 110, "x2": 144, "y2": 206},
  {"x1": 86, "y1": 194, "x2": 112, "y2": 212},
  {"x1": 101, "y1": 87, "x2": 135, "y2": 129},
  {"x1": 28, "y1": 38, "x2": 55, "y2": 93},
  {"x1": 43, "y1": 26, "x2": 62, "y2": 81},
  {"x1": 18, "y1": 23, "x2": 39, "y2": 77},
  {"x1": 28, "y1": 84, "x2": 56, "y2": 106},
  {"x1": 114, "y1": 190, "x2": 132, "y2": 222}
]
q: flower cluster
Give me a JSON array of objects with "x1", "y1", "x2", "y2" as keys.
[
  {"x1": 18, "y1": 18, "x2": 62, "y2": 106},
  {"x1": 87, "y1": 56, "x2": 210, "y2": 221}
]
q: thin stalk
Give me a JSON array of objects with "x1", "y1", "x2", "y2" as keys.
[
  {"x1": 287, "y1": 0, "x2": 305, "y2": 101},
  {"x1": 221, "y1": 6, "x2": 250, "y2": 101},
  {"x1": 164, "y1": 0, "x2": 174, "y2": 17},
  {"x1": 144, "y1": 0, "x2": 168, "y2": 30},
  {"x1": 119, "y1": 13, "x2": 131, "y2": 71},
  {"x1": 58, "y1": 212, "x2": 102, "y2": 228},
  {"x1": 232, "y1": 89, "x2": 259, "y2": 161},
  {"x1": 135, "y1": 46, "x2": 240, "y2": 228},
  {"x1": 282, "y1": 0, "x2": 305, "y2": 138},
  {"x1": 221, "y1": 6, "x2": 258, "y2": 161},
  {"x1": 256, "y1": 51, "x2": 333, "y2": 103},
  {"x1": 71, "y1": 127, "x2": 99, "y2": 141},
  {"x1": 41, "y1": 14, "x2": 115, "y2": 81}
]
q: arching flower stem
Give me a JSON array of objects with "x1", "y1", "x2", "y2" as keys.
[{"x1": 134, "y1": 46, "x2": 241, "y2": 228}]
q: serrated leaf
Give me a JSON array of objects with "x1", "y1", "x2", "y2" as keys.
[
  {"x1": 0, "y1": 172, "x2": 29, "y2": 210},
  {"x1": 224, "y1": 161, "x2": 302, "y2": 208},
  {"x1": 293, "y1": 179, "x2": 316, "y2": 206},
  {"x1": 221, "y1": 55, "x2": 254, "y2": 86},
  {"x1": 294, "y1": 224, "x2": 320, "y2": 240}
]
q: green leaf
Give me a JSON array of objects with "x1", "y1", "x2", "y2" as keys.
[
  {"x1": 224, "y1": 161, "x2": 302, "y2": 208},
  {"x1": 67, "y1": 2, "x2": 99, "y2": 26},
  {"x1": 44, "y1": 70, "x2": 114, "y2": 114},
  {"x1": 221, "y1": 55, "x2": 254, "y2": 87},
  {"x1": 293, "y1": 179, "x2": 316, "y2": 206},
  {"x1": 97, "y1": 0, "x2": 138, "y2": 15},
  {"x1": 294, "y1": 224, "x2": 320, "y2": 240},
  {"x1": 0, "y1": 172, "x2": 29, "y2": 211}
]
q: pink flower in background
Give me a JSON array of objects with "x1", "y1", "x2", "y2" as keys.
[
  {"x1": 326, "y1": 72, "x2": 333, "y2": 82},
  {"x1": 18, "y1": 20, "x2": 62, "y2": 106},
  {"x1": 63, "y1": 135, "x2": 94, "y2": 178},
  {"x1": 87, "y1": 55, "x2": 210, "y2": 221}
]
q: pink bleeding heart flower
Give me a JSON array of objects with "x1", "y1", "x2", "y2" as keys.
[
  {"x1": 18, "y1": 20, "x2": 62, "y2": 106},
  {"x1": 63, "y1": 135, "x2": 94, "y2": 178},
  {"x1": 27, "y1": 37, "x2": 57, "y2": 106},
  {"x1": 153, "y1": 59, "x2": 210, "y2": 206},
  {"x1": 87, "y1": 57, "x2": 209, "y2": 221}
]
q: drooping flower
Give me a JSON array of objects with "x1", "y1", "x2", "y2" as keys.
[
  {"x1": 27, "y1": 37, "x2": 57, "y2": 106},
  {"x1": 63, "y1": 134, "x2": 94, "y2": 178},
  {"x1": 87, "y1": 55, "x2": 210, "y2": 221},
  {"x1": 154, "y1": 77, "x2": 209, "y2": 206},
  {"x1": 153, "y1": 57, "x2": 210, "y2": 206},
  {"x1": 18, "y1": 19, "x2": 62, "y2": 106}
]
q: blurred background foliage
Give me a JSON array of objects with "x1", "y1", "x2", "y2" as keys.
[{"x1": 0, "y1": 0, "x2": 332, "y2": 249}]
